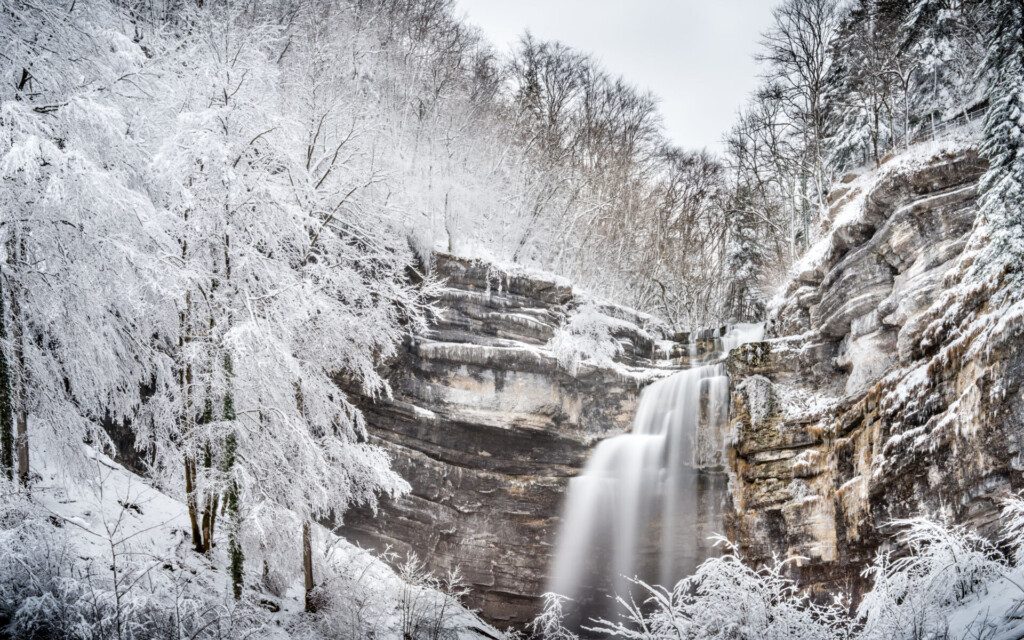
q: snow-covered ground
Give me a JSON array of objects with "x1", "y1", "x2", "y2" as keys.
[{"x1": 0, "y1": 443, "x2": 501, "y2": 640}]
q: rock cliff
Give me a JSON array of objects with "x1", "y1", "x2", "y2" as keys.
[
  {"x1": 341, "y1": 140, "x2": 1024, "y2": 628},
  {"x1": 724, "y1": 141, "x2": 1024, "y2": 600},
  {"x1": 342, "y1": 255, "x2": 724, "y2": 626}
]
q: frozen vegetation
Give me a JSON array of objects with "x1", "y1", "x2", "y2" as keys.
[
  {"x1": 0, "y1": 443, "x2": 496, "y2": 639},
  {"x1": 2, "y1": 0, "x2": 1024, "y2": 638},
  {"x1": 535, "y1": 508, "x2": 1024, "y2": 640}
]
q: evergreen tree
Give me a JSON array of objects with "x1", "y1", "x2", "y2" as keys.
[
  {"x1": 902, "y1": 0, "x2": 962, "y2": 134},
  {"x1": 975, "y1": 0, "x2": 1024, "y2": 281},
  {"x1": 723, "y1": 186, "x2": 768, "y2": 323},
  {"x1": 827, "y1": 0, "x2": 914, "y2": 172},
  {"x1": 826, "y1": 4, "x2": 877, "y2": 171}
]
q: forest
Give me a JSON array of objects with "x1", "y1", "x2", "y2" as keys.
[{"x1": 2, "y1": 0, "x2": 1024, "y2": 638}]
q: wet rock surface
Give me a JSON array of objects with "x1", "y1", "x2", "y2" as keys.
[{"x1": 725, "y1": 148, "x2": 1024, "y2": 602}]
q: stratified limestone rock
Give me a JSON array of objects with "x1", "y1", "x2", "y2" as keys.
[
  {"x1": 725, "y1": 146, "x2": 1024, "y2": 603},
  {"x1": 341, "y1": 254, "x2": 718, "y2": 627}
]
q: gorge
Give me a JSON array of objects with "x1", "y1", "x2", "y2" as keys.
[
  {"x1": 5, "y1": 2, "x2": 1024, "y2": 638},
  {"x1": 342, "y1": 137, "x2": 1024, "y2": 631}
]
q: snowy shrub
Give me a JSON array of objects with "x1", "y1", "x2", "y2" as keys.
[
  {"x1": 305, "y1": 543, "x2": 401, "y2": 640},
  {"x1": 0, "y1": 496, "x2": 80, "y2": 638},
  {"x1": 305, "y1": 548, "x2": 475, "y2": 640},
  {"x1": 397, "y1": 554, "x2": 471, "y2": 640},
  {"x1": 858, "y1": 518, "x2": 1005, "y2": 640},
  {"x1": 536, "y1": 538, "x2": 850, "y2": 640},
  {"x1": 548, "y1": 304, "x2": 626, "y2": 374},
  {"x1": 529, "y1": 593, "x2": 581, "y2": 640},
  {"x1": 535, "y1": 506, "x2": 1024, "y2": 640},
  {"x1": 0, "y1": 484, "x2": 270, "y2": 640}
]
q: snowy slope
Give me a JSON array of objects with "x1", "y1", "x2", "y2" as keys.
[{"x1": 0, "y1": 442, "x2": 502, "y2": 640}]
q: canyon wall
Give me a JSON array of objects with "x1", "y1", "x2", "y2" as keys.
[
  {"x1": 342, "y1": 140, "x2": 1024, "y2": 628},
  {"x1": 342, "y1": 255, "x2": 725, "y2": 626},
  {"x1": 724, "y1": 143, "x2": 1024, "y2": 599}
]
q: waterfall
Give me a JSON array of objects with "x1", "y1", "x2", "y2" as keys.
[{"x1": 547, "y1": 323, "x2": 763, "y2": 621}]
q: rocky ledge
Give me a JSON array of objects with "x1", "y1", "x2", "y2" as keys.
[{"x1": 724, "y1": 143, "x2": 1024, "y2": 600}]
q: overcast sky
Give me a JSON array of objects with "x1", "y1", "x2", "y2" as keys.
[{"x1": 455, "y1": 0, "x2": 781, "y2": 154}]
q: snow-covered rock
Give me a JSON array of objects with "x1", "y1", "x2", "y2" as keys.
[{"x1": 725, "y1": 141, "x2": 1024, "y2": 601}]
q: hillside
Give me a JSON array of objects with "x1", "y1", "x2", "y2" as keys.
[{"x1": 1, "y1": 442, "x2": 499, "y2": 639}]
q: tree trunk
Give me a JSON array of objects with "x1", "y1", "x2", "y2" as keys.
[
  {"x1": 201, "y1": 492, "x2": 218, "y2": 552},
  {"x1": 15, "y1": 408, "x2": 27, "y2": 486},
  {"x1": 303, "y1": 521, "x2": 315, "y2": 612},
  {"x1": 226, "y1": 479, "x2": 243, "y2": 599},
  {"x1": 9, "y1": 249, "x2": 28, "y2": 487},
  {"x1": 0, "y1": 275, "x2": 13, "y2": 480},
  {"x1": 180, "y1": 288, "x2": 204, "y2": 551},
  {"x1": 185, "y1": 456, "x2": 203, "y2": 550}
]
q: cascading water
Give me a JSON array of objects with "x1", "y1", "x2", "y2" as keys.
[{"x1": 547, "y1": 323, "x2": 764, "y2": 623}]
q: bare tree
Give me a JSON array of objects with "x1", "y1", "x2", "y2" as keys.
[{"x1": 759, "y1": 0, "x2": 841, "y2": 245}]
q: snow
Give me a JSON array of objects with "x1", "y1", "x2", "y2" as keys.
[
  {"x1": 739, "y1": 376, "x2": 775, "y2": 427},
  {"x1": 1, "y1": 442, "x2": 499, "y2": 640},
  {"x1": 547, "y1": 303, "x2": 637, "y2": 375},
  {"x1": 775, "y1": 384, "x2": 838, "y2": 422},
  {"x1": 783, "y1": 132, "x2": 981, "y2": 294}
]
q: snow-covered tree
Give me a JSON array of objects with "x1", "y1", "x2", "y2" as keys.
[
  {"x1": 973, "y1": 0, "x2": 1024, "y2": 282},
  {"x1": 826, "y1": 0, "x2": 913, "y2": 172},
  {"x1": 0, "y1": 274, "x2": 13, "y2": 479},
  {"x1": 0, "y1": 0, "x2": 175, "y2": 486},
  {"x1": 138, "y1": 2, "x2": 441, "y2": 600},
  {"x1": 722, "y1": 187, "x2": 769, "y2": 323},
  {"x1": 903, "y1": 0, "x2": 964, "y2": 134},
  {"x1": 759, "y1": 0, "x2": 842, "y2": 235}
]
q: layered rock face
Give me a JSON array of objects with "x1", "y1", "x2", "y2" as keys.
[
  {"x1": 342, "y1": 255, "x2": 723, "y2": 626},
  {"x1": 725, "y1": 145, "x2": 1024, "y2": 599}
]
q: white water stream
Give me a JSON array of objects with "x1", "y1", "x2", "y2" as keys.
[{"x1": 547, "y1": 323, "x2": 764, "y2": 619}]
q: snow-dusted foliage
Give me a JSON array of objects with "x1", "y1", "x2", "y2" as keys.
[
  {"x1": 535, "y1": 505, "x2": 1024, "y2": 640},
  {"x1": 547, "y1": 304, "x2": 629, "y2": 375},
  {"x1": 1, "y1": 0, "x2": 444, "y2": 604},
  {"x1": 0, "y1": 448, "x2": 499, "y2": 640},
  {"x1": 0, "y1": 0, "x2": 177, "y2": 479},
  {"x1": 0, "y1": 0, "x2": 484, "y2": 629},
  {"x1": 537, "y1": 538, "x2": 849, "y2": 640},
  {"x1": 973, "y1": 0, "x2": 1024, "y2": 282},
  {"x1": 0, "y1": 475, "x2": 261, "y2": 639},
  {"x1": 858, "y1": 519, "x2": 1005, "y2": 640}
]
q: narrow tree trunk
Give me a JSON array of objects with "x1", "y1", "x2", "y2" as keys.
[
  {"x1": 223, "y1": 370, "x2": 242, "y2": 599},
  {"x1": 226, "y1": 476, "x2": 242, "y2": 599},
  {"x1": 303, "y1": 521, "x2": 315, "y2": 612},
  {"x1": 197, "y1": 438, "x2": 216, "y2": 553},
  {"x1": 185, "y1": 456, "x2": 202, "y2": 551},
  {"x1": 228, "y1": 523, "x2": 243, "y2": 599},
  {"x1": 15, "y1": 405, "x2": 27, "y2": 485},
  {"x1": 201, "y1": 491, "x2": 218, "y2": 552},
  {"x1": 9, "y1": 250, "x2": 28, "y2": 487},
  {"x1": 0, "y1": 275, "x2": 14, "y2": 480},
  {"x1": 181, "y1": 288, "x2": 204, "y2": 551}
]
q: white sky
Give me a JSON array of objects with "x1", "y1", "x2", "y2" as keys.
[{"x1": 455, "y1": 0, "x2": 781, "y2": 154}]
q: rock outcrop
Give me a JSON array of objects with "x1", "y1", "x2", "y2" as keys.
[
  {"x1": 342, "y1": 255, "x2": 720, "y2": 626},
  {"x1": 724, "y1": 143, "x2": 1024, "y2": 600}
]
